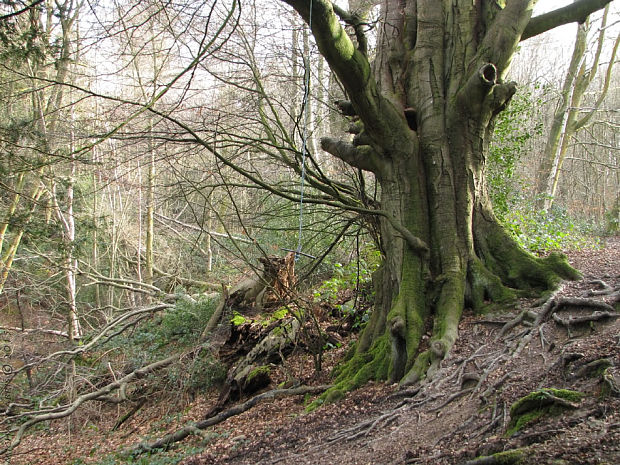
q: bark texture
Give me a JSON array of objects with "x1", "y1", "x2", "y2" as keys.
[{"x1": 282, "y1": 0, "x2": 606, "y2": 391}]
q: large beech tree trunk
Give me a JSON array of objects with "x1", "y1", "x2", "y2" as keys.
[{"x1": 283, "y1": 0, "x2": 608, "y2": 389}]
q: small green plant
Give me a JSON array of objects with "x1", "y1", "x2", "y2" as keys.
[
  {"x1": 313, "y1": 248, "x2": 380, "y2": 302},
  {"x1": 231, "y1": 311, "x2": 247, "y2": 326},
  {"x1": 86, "y1": 445, "x2": 205, "y2": 465},
  {"x1": 271, "y1": 307, "x2": 289, "y2": 320}
]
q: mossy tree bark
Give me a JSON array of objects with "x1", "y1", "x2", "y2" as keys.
[{"x1": 282, "y1": 0, "x2": 607, "y2": 388}]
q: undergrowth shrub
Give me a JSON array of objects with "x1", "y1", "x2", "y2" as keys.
[
  {"x1": 313, "y1": 247, "x2": 380, "y2": 301},
  {"x1": 313, "y1": 246, "x2": 380, "y2": 329},
  {"x1": 487, "y1": 85, "x2": 600, "y2": 253},
  {"x1": 164, "y1": 347, "x2": 226, "y2": 394},
  {"x1": 103, "y1": 295, "x2": 224, "y2": 396},
  {"x1": 488, "y1": 86, "x2": 543, "y2": 220},
  {"x1": 503, "y1": 198, "x2": 598, "y2": 253},
  {"x1": 133, "y1": 295, "x2": 218, "y2": 349}
]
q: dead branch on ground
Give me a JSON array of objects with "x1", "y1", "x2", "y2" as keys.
[
  {"x1": 0, "y1": 353, "x2": 179, "y2": 455},
  {"x1": 128, "y1": 384, "x2": 331, "y2": 455}
]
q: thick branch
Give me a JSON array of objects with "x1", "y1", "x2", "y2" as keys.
[
  {"x1": 282, "y1": 0, "x2": 410, "y2": 152},
  {"x1": 522, "y1": 0, "x2": 613, "y2": 41},
  {"x1": 320, "y1": 137, "x2": 379, "y2": 172},
  {"x1": 282, "y1": 0, "x2": 370, "y2": 93},
  {"x1": 332, "y1": 4, "x2": 368, "y2": 55},
  {"x1": 477, "y1": 0, "x2": 534, "y2": 74}
]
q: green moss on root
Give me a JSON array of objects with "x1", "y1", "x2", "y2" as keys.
[
  {"x1": 477, "y1": 219, "x2": 581, "y2": 293},
  {"x1": 470, "y1": 448, "x2": 528, "y2": 464},
  {"x1": 324, "y1": 388, "x2": 346, "y2": 404},
  {"x1": 308, "y1": 336, "x2": 392, "y2": 411},
  {"x1": 467, "y1": 258, "x2": 516, "y2": 313},
  {"x1": 507, "y1": 389, "x2": 584, "y2": 436}
]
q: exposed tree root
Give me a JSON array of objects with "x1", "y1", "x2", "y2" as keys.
[
  {"x1": 552, "y1": 311, "x2": 619, "y2": 332},
  {"x1": 128, "y1": 384, "x2": 331, "y2": 455},
  {"x1": 328, "y1": 409, "x2": 402, "y2": 443},
  {"x1": 460, "y1": 448, "x2": 528, "y2": 465},
  {"x1": 428, "y1": 387, "x2": 474, "y2": 413},
  {"x1": 554, "y1": 297, "x2": 616, "y2": 313},
  {"x1": 581, "y1": 279, "x2": 618, "y2": 298},
  {"x1": 324, "y1": 272, "x2": 617, "y2": 457}
]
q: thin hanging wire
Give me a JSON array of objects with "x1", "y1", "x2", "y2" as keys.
[{"x1": 296, "y1": 0, "x2": 312, "y2": 261}]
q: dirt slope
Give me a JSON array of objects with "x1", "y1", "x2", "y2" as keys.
[{"x1": 183, "y1": 237, "x2": 620, "y2": 465}]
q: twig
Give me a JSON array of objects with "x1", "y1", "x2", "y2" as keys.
[{"x1": 428, "y1": 388, "x2": 474, "y2": 413}]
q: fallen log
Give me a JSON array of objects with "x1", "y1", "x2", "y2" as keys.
[{"x1": 128, "y1": 384, "x2": 332, "y2": 455}]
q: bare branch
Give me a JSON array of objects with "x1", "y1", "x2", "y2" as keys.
[
  {"x1": 522, "y1": 0, "x2": 613, "y2": 41},
  {"x1": 0, "y1": 354, "x2": 179, "y2": 455},
  {"x1": 0, "y1": 0, "x2": 45, "y2": 21}
]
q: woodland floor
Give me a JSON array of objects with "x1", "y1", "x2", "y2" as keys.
[{"x1": 7, "y1": 237, "x2": 620, "y2": 465}]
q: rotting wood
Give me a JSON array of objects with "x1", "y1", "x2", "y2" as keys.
[{"x1": 208, "y1": 316, "x2": 302, "y2": 416}]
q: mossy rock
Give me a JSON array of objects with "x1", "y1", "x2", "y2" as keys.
[{"x1": 507, "y1": 388, "x2": 584, "y2": 436}]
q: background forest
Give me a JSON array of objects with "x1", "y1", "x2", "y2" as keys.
[{"x1": 0, "y1": 0, "x2": 618, "y2": 463}]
